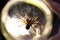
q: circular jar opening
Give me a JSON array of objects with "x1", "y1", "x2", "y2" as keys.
[{"x1": 1, "y1": 0, "x2": 52, "y2": 40}]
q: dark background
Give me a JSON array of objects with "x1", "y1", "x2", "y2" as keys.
[{"x1": 0, "y1": 0, "x2": 60, "y2": 40}]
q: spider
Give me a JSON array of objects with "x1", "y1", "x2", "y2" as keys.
[{"x1": 17, "y1": 12, "x2": 44, "y2": 32}]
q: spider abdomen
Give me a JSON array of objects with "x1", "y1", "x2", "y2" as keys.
[{"x1": 26, "y1": 24, "x2": 30, "y2": 30}]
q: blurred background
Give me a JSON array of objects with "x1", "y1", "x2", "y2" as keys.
[{"x1": 0, "y1": 0, "x2": 60, "y2": 40}]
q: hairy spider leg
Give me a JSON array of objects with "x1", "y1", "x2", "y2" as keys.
[
  {"x1": 24, "y1": 12, "x2": 31, "y2": 19},
  {"x1": 17, "y1": 16, "x2": 27, "y2": 27},
  {"x1": 31, "y1": 25, "x2": 36, "y2": 32}
]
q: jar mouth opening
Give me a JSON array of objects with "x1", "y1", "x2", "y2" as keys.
[{"x1": 1, "y1": 0, "x2": 52, "y2": 40}]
